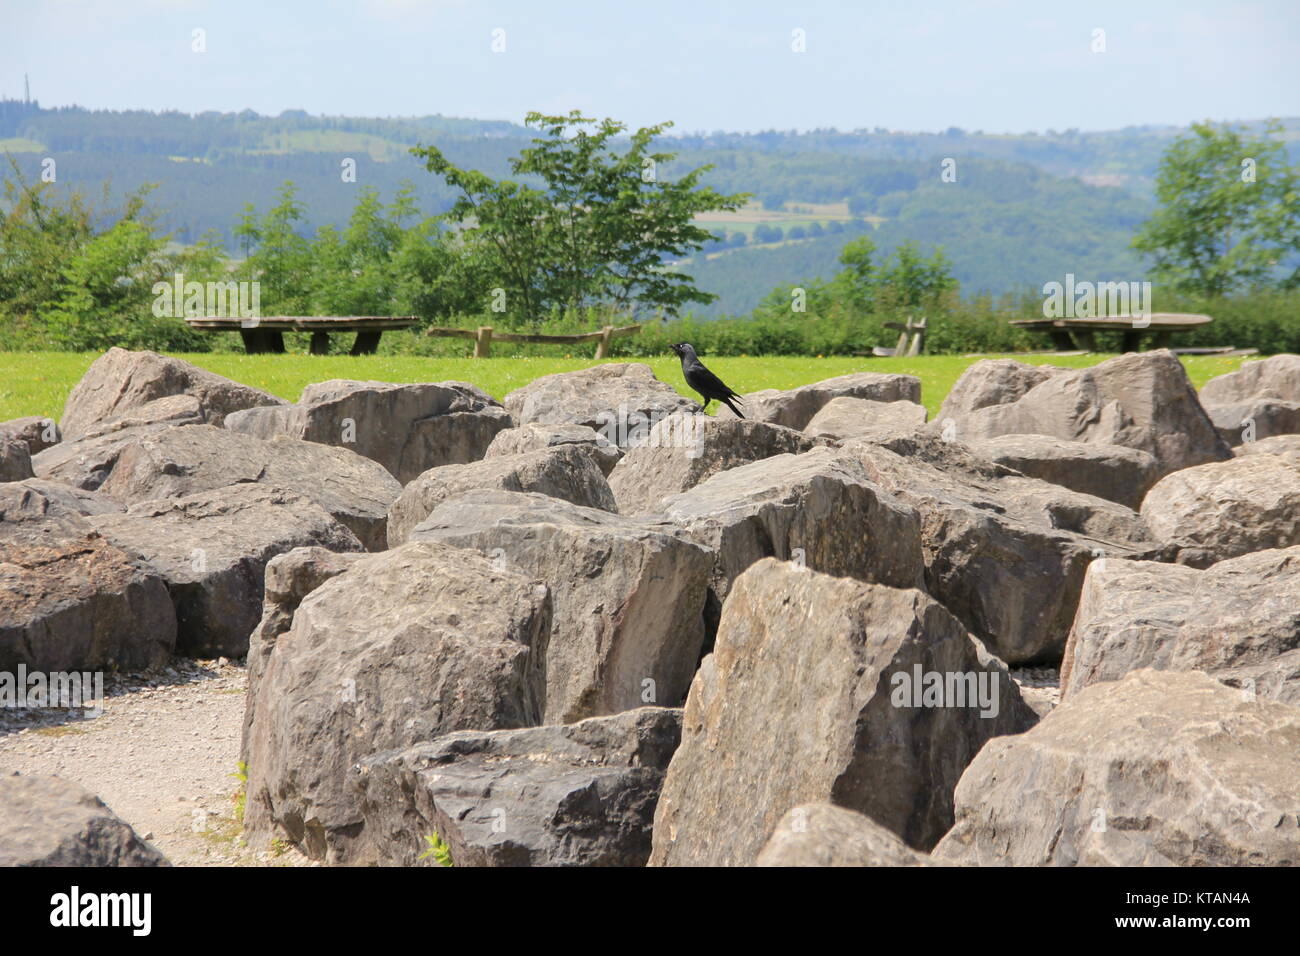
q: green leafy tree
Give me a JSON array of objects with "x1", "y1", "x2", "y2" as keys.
[
  {"x1": 412, "y1": 111, "x2": 747, "y2": 329},
  {"x1": 1133, "y1": 120, "x2": 1300, "y2": 294},
  {"x1": 234, "y1": 182, "x2": 313, "y2": 313},
  {"x1": 1, "y1": 156, "x2": 222, "y2": 350},
  {"x1": 873, "y1": 240, "x2": 959, "y2": 317}
]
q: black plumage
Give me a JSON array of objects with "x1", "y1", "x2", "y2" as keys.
[{"x1": 670, "y1": 342, "x2": 744, "y2": 419}]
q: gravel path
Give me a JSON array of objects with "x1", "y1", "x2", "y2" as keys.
[{"x1": 0, "y1": 657, "x2": 312, "y2": 867}]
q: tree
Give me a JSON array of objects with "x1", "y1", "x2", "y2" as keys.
[
  {"x1": 233, "y1": 182, "x2": 312, "y2": 313},
  {"x1": 0, "y1": 156, "x2": 221, "y2": 350},
  {"x1": 1133, "y1": 120, "x2": 1300, "y2": 295},
  {"x1": 412, "y1": 111, "x2": 746, "y2": 328},
  {"x1": 872, "y1": 241, "x2": 958, "y2": 316}
]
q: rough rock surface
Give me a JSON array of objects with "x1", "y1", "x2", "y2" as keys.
[
  {"x1": 485, "y1": 422, "x2": 623, "y2": 476},
  {"x1": 755, "y1": 803, "x2": 936, "y2": 867},
  {"x1": 803, "y1": 397, "x2": 928, "y2": 441},
  {"x1": 90, "y1": 484, "x2": 364, "y2": 657},
  {"x1": 0, "y1": 478, "x2": 124, "y2": 518},
  {"x1": 720, "y1": 372, "x2": 921, "y2": 430},
  {"x1": 844, "y1": 433, "x2": 1160, "y2": 663},
  {"x1": 223, "y1": 379, "x2": 512, "y2": 484},
  {"x1": 1060, "y1": 546, "x2": 1300, "y2": 704},
  {"x1": 933, "y1": 351, "x2": 1230, "y2": 478},
  {"x1": 0, "y1": 439, "x2": 33, "y2": 482},
  {"x1": 409, "y1": 490, "x2": 712, "y2": 722},
  {"x1": 387, "y1": 445, "x2": 616, "y2": 547},
  {"x1": 0, "y1": 774, "x2": 169, "y2": 866},
  {"x1": 503, "y1": 363, "x2": 697, "y2": 447},
  {"x1": 608, "y1": 413, "x2": 828, "y2": 514},
  {"x1": 1203, "y1": 397, "x2": 1300, "y2": 447},
  {"x1": 350, "y1": 707, "x2": 682, "y2": 866},
  {"x1": 1236, "y1": 434, "x2": 1300, "y2": 460},
  {"x1": 658, "y1": 446, "x2": 926, "y2": 637},
  {"x1": 32, "y1": 395, "x2": 206, "y2": 490},
  {"x1": 0, "y1": 415, "x2": 61, "y2": 454},
  {"x1": 96, "y1": 424, "x2": 401, "y2": 551},
  {"x1": 969, "y1": 434, "x2": 1161, "y2": 510},
  {"x1": 1200, "y1": 353, "x2": 1300, "y2": 405},
  {"x1": 934, "y1": 669, "x2": 1300, "y2": 866},
  {"x1": 936, "y1": 359, "x2": 1065, "y2": 419},
  {"x1": 1, "y1": 481, "x2": 175, "y2": 671},
  {"x1": 648, "y1": 560, "x2": 1035, "y2": 865},
  {"x1": 1139, "y1": 453, "x2": 1300, "y2": 567},
  {"x1": 59, "y1": 348, "x2": 286, "y2": 439},
  {"x1": 241, "y1": 546, "x2": 368, "y2": 764},
  {"x1": 242, "y1": 542, "x2": 550, "y2": 862}
]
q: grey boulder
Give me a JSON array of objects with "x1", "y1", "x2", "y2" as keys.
[
  {"x1": 936, "y1": 359, "x2": 1064, "y2": 419},
  {"x1": 803, "y1": 397, "x2": 928, "y2": 441},
  {"x1": 32, "y1": 395, "x2": 206, "y2": 490},
  {"x1": 0, "y1": 439, "x2": 33, "y2": 482},
  {"x1": 1, "y1": 481, "x2": 175, "y2": 672},
  {"x1": 969, "y1": 434, "x2": 1161, "y2": 510},
  {"x1": 934, "y1": 669, "x2": 1300, "y2": 866},
  {"x1": 756, "y1": 804, "x2": 936, "y2": 867},
  {"x1": 350, "y1": 707, "x2": 682, "y2": 867},
  {"x1": 409, "y1": 490, "x2": 711, "y2": 722},
  {"x1": 241, "y1": 546, "x2": 369, "y2": 764},
  {"x1": 387, "y1": 445, "x2": 616, "y2": 547},
  {"x1": 485, "y1": 422, "x2": 623, "y2": 476},
  {"x1": 1203, "y1": 397, "x2": 1300, "y2": 447},
  {"x1": 502, "y1": 363, "x2": 697, "y2": 447},
  {"x1": 0, "y1": 774, "x2": 169, "y2": 866},
  {"x1": 224, "y1": 379, "x2": 512, "y2": 484},
  {"x1": 1199, "y1": 353, "x2": 1300, "y2": 404},
  {"x1": 58, "y1": 347, "x2": 286, "y2": 440},
  {"x1": 932, "y1": 351, "x2": 1230, "y2": 478},
  {"x1": 1236, "y1": 434, "x2": 1300, "y2": 460},
  {"x1": 844, "y1": 433, "x2": 1160, "y2": 663},
  {"x1": 1060, "y1": 546, "x2": 1300, "y2": 705},
  {"x1": 242, "y1": 542, "x2": 550, "y2": 862},
  {"x1": 1140, "y1": 453, "x2": 1300, "y2": 567},
  {"x1": 648, "y1": 559, "x2": 1035, "y2": 865},
  {"x1": 720, "y1": 372, "x2": 921, "y2": 430},
  {"x1": 608, "y1": 413, "x2": 828, "y2": 514},
  {"x1": 96, "y1": 424, "x2": 401, "y2": 552},
  {"x1": 0, "y1": 415, "x2": 61, "y2": 454},
  {"x1": 658, "y1": 445, "x2": 926, "y2": 636},
  {"x1": 89, "y1": 484, "x2": 364, "y2": 657}
]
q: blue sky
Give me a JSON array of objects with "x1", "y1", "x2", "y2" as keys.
[{"x1": 3, "y1": 0, "x2": 1297, "y2": 133}]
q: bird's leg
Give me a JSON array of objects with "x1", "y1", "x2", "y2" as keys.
[{"x1": 699, "y1": 398, "x2": 711, "y2": 414}]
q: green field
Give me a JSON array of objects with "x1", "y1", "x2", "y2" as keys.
[{"x1": 0, "y1": 351, "x2": 1250, "y2": 425}]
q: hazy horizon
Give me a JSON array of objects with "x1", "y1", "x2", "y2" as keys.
[{"x1": 4, "y1": 0, "x2": 1297, "y2": 136}]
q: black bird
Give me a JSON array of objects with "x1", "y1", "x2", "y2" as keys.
[{"x1": 671, "y1": 342, "x2": 744, "y2": 418}]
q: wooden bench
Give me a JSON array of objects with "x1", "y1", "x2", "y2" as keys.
[
  {"x1": 1009, "y1": 312, "x2": 1212, "y2": 352},
  {"x1": 871, "y1": 316, "x2": 927, "y2": 357},
  {"x1": 184, "y1": 316, "x2": 418, "y2": 354}
]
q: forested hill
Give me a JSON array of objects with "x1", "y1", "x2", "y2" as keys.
[{"x1": 3, "y1": 101, "x2": 1296, "y2": 313}]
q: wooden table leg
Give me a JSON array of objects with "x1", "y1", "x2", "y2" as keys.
[
  {"x1": 240, "y1": 328, "x2": 285, "y2": 354},
  {"x1": 1073, "y1": 328, "x2": 1097, "y2": 352},
  {"x1": 1152, "y1": 331, "x2": 1173, "y2": 349},
  {"x1": 310, "y1": 332, "x2": 331, "y2": 355},
  {"x1": 351, "y1": 331, "x2": 382, "y2": 355},
  {"x1": 1121, "y1": 329, "x2": 1143, "y2": 352},
  {"x1": 1049, "y1": 329, "x2": 1077, "y2": 350}
]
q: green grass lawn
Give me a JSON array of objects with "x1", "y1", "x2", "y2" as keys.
[{"x1": 0, "y1": 351, "x2": 1252, "y2": 425}]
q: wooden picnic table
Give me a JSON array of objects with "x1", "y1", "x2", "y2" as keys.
[
  {"x1": 1009, "y1": 312, "x2": 1212, "y2": 352},
  {"x1": 183, "y1": 316, "x2": 418, "y2": 354}
]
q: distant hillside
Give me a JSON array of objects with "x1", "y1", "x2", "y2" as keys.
[{"x1": 2, "y1": 101, "x2": 1294, "y2": 314}]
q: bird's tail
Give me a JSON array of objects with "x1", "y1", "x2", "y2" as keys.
[{"x1": 722, "y1": 395, "x2": 745, "y2": 419}]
